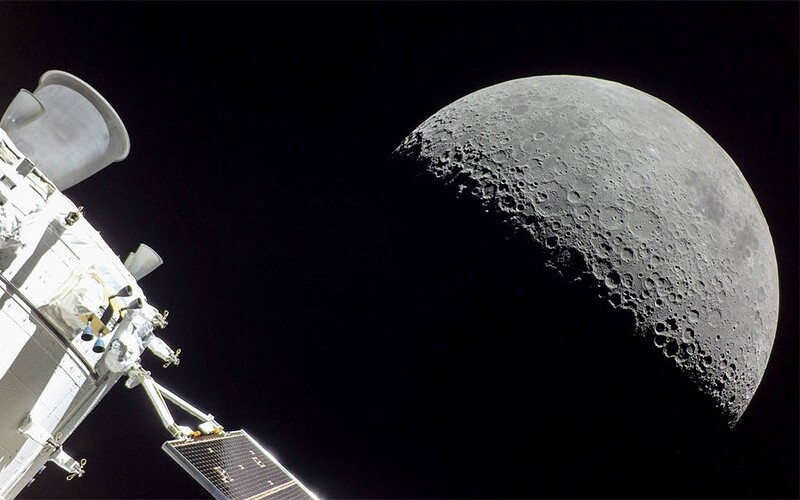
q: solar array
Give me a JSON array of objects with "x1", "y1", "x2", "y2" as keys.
[{"x1": 162, "y1": 430, "x2": 317, "y2": 500}]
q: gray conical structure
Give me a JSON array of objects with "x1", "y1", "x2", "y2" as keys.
[
  {"x1": 1, "y1": 70, "x2": 129, "y2": 190},
  {"x1": 395, "y1": 75, "x2": 779, "y2": 426}
]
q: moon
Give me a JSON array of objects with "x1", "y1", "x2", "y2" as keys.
[{"x1": 395, "y1": 75, "x2": 779, "y2": 425}]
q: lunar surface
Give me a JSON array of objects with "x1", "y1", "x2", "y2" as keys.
[{"x1": 395, "y1": 75, "x2": 779, "y2": 425}]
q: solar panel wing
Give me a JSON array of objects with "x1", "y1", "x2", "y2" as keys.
[{"x1": 162, "y1": 430, "x2": 318, "y2": 500}]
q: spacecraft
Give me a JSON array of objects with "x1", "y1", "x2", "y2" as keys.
[{"x1": 0, "y1": 71, "x2": 318, "y2": 500}]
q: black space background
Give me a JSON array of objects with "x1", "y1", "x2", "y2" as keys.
[{"x1": 1, "y1": 2, "x2": 797, "y2": 499}]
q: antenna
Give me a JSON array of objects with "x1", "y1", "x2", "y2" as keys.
[
  {"x1": 124, "y1": 243, "x2": 163, "y2": 280},
  {"x1": 0, "y1": 70, "x2": 130, "y2": 189}
]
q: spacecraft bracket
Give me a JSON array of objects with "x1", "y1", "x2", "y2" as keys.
[
  {"x1": 126, "y1": 364, "x2": 221, "y2": 439},
  {"x1": 18, "y1": 416, "x2": 86, "y2": 480},
  {"x1": 146, "y1": 335, "x2": 181, "y2": 368},
  {"x1": 51, "y1": 450, "x2": 86, "y2": 480},
  {"x1": 151, "y1": 309, "x2": 169, "y2": 330}
]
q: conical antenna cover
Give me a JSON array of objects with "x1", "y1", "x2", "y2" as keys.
[
  {"x1": 124, "y1": 243, "x2": 163, "y2": 281},
  {"x1": 0, "y1": 90, "x2": 45, "y2": 130},
  {"x1": 0, "y1": 70, "x2": 130, "y2": 190}
]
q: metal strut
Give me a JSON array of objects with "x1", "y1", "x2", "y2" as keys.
[{"x1": 125, "y1": 364, "x2": 223, "y2": 439}]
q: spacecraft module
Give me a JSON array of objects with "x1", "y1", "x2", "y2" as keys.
[{"x1": 0, "y1": 71, "x2": 318, "y2": 500}]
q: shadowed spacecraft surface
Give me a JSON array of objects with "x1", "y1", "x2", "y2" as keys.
[
  {"x1": 0, "y1": 71, "x2": 319, "y2": 500},
  {"x1": 395, "y1": 75, "x2": 779, "y2": 426}
]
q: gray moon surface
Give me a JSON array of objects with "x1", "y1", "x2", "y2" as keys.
[{"x1": 395, "y1": 75, "x2": 779, "y2": 425}]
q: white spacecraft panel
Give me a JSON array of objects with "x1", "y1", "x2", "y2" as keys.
[
  {"x1": 162, "y1": 430, "x2": 319, "y2": 500},
  {"x1": 0, "y1": 295, "x2": 34, "y2": 376},
  {"x1": 0, "y1": 284, "x2": 96, "y2": 497}
]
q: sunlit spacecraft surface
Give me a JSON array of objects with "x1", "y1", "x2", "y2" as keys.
[{"x1": 0, "y1": 71, "x2": 318, "y2": 500}]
